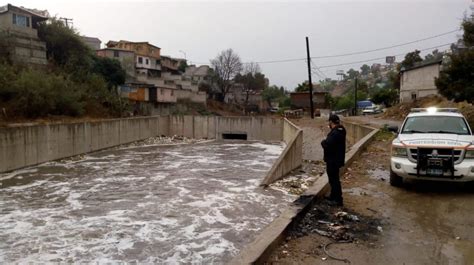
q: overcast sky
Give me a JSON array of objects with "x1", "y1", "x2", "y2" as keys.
[{"x1": 10, "y1": 0, "x2": 474, "y2": 90}]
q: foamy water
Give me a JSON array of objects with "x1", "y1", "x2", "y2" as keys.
[{"x1": 0, "y1": 141, "x2": 295, "y2": 263}]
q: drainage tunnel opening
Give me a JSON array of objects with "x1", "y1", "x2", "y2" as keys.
[{"x1": 222, "y1": 133, "x2": 248, "y2": 140}]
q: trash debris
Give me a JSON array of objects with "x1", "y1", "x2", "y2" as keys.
[
  {"x1": 335, "y1": 211, "x2": 360, "y2": 222},
  {"x1": 314, "y1": 229, "x2": 331, "y2": 237},
  {"x1": 455, "y1": 236, "x2": 461, "y2": 240},
  {"x1": 366, "y1": 208, "x2": 377, "y2": 213},
  {"x1": 289, "y1": 201, "x2": 383, "y2": 242},
  {"x1": 377, "y1": 226, "x2": 383, "y2": 232},
  {"x1": 322, "y1": 257, "x2": 327, "y2": 261},
  {"x1": 318, "y1": 220, "x2": 333, "y2": 225},
  {"x1": 324, "y1": 241, "x2": 352, "y2": 263}
]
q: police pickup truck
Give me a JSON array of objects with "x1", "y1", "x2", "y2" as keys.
[{"x1": 389, "y1": 107, "x2": 474, "y2": 186}]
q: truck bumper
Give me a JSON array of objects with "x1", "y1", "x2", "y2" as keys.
[{"x1": 391, "y1": 157, "x2": 474, "y2": 182}]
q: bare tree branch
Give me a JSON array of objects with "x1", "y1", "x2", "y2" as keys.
[{"x1": 210, "y1": 49, "x2": 243, "y2": 101}]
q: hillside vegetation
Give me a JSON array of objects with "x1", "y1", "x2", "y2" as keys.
[
  {"x1": 0, "y1": 19, "x2": 127, "y2": 123},
  {"x1": 383, "y1": 95, "x2": 474, "y2": 127}
]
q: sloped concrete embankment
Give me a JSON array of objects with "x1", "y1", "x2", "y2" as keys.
[
  {"x1": 228, "y1": 120, "x2": 379, "y2": 265},
  {"x1": 0, "y1": 116, "x2": 284, "y2": 173},
  {"x1": 260, "y1": 119, "x2": 303, "y2": 186}
]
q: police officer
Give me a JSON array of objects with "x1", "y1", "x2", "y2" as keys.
[{"x1": 321, "y1": 114, "x2": 346, "y2": 206}]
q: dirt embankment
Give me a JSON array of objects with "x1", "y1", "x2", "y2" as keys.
[{"x1": 383, "y1": 95, "x2": 474, "y2": 126}]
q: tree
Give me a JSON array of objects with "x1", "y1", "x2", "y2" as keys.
[
  {"x1": 178, "y1": 60, "x2": 188, "y2": 72},
  {"x1": 320, "y1": 78, "x2": 337, "y2": 92},
  {"x1": 372, "y1": 89, "x2": 398, "y2": 107},
  {"x1": 37, "y1": 18, "x2": 93, "y2": 76},
  {"x1": 262, "y1": 85, "x2": 286, "y2": 107},
  {"x1": 346, "y1": 68, "x2": 360, "y2": 79},
  {"x1": 436, "y1": 15, "x2": 474, "y2": 103},
  {"x1": 234, "y1": 62, "x2": 267, "y2": 105},
  {"x1": 424, "y1": 49, "x2": 442, "y2": 63},
  {"x1": 210, "y1": 49, "x2": 243, "y2": 101},
  {"x1": 91, "y1": 56, "x2": 126, "y2": 90},
  {"x1": 360, "y1": 64, "x2": 370, "y2": 76},
  {"x1": 436, "y1": 49, "x2": 474, "y2": 102},
  {"x1": 400, "y1": 50, "x2": 423, "y2": 69},
  {"x1": 387, "y1": 70, "x2": 401, "y2": 90},
  {"x1": 462, "y1": 13, "x2": 474, "y2": 47},
  {"x1": 295, "y1": 82, "x2": 309, "y2": 92},
  {"x1": 357, "y1": 80, "x2": 369, "y2": 94}
]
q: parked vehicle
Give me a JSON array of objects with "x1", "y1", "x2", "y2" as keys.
[
  {"x1": 268, "y1": 107, "x2": 279, "y2": 113},
  {"x1": 389, "y1": 107, "x2": 474, "y2": 186},
  {"x1": 362, "y1": 106, "x2": 382, "y2": 115}
]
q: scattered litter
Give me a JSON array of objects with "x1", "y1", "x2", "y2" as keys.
[
  {"x1": 318, "y1": 220, "x2": 333, "y2": 225},
  {"x1": 366, "y1": 208, "x2": 377, "y2": 213},
  {"x1": 289, "y1": 201, "x2": 383, "y2": 242},
  {"x1": 322, "y1": 257, "x2": 327, "y2": 261},
  {"x1": 377, "y1": 226, "x2": 383, "y2": 232},
  {"x1": 324, "y1": 241, "x2": 352, "y2": 263},
  {"x1": 455, "y1": 236, "x2": 461, "y2": 240},
  {"x1": 314, "y1": 229, "x2": 331, "y2": 237},
  {"x1": 336, "y1": 211, "x2": 360, "y2": 222}
]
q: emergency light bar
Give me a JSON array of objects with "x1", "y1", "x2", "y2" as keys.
[{"x1": 410, "y1": 108, "x2": 460, "y2": 113}]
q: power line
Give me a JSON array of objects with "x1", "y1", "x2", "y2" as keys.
[
  {"x1": 311, "y1": 59, "x2": 328, "y2": 79},
  {"x1": 191, "y1": 28, "x2": 459, "y2": 65},
  {"x1": 317, "y1": 43, "x2": 452, "y2": 69},
  {"x1": 311, "y1": 29, "x2": 459, "y2": 59}
]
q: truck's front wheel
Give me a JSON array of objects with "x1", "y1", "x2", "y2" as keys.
[{"x1": 390, "y1": 169, "x2": 403, "y2": 187}]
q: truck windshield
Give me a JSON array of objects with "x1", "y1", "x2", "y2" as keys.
[{"x1": 401, "y1": 116, "x2": 471, "y2": 135}]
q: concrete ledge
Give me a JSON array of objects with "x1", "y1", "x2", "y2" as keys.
[{"x1": 229, "y1": 123, "x2": 379, "y2": 265}]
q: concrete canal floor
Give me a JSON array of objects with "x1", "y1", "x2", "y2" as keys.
[{"x1": 0, "y1": 140, "x2": 297, "y2": 263}]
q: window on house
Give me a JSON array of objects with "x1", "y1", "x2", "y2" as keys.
[
  {"x1": 171, "y1": 90, "x2": 174, "y2": 96},
  {"x1": 12, "y1": 13, "x2": 30, "y2": 27},
  {"x1": 113, "y1": 51, "x2": 119, "y2": 57},
  {"x1": 146, "y1": 59, "x2": 149, "y2": 65},
  {"x1": 161, "y1": 89, "x2": 164, "y2": 95},
  {"x1": 411, "y1": 93, "x2": 417, "y2": 100},
  {"x1": 156, "y1": 59, "x2": 160, "y2": 65},
  {"x1": 138, "y1": 57, "x2": 143, "y2": 64}
]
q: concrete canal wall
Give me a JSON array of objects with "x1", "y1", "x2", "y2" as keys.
[
  {"x1": 0, "y1": 116, "x2": 284, "y2": 173},
  {"x1": 260, "y1": 119, "x2": 303, "y2": 186}
]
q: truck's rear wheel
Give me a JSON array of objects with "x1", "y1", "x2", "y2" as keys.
[{"x1": 390, "y1": 169, "x2": 403, "y2": 187}]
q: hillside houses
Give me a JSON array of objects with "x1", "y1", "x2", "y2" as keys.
[{"x1": 97, "y1": 40, "x2": 210, "y2": 114}]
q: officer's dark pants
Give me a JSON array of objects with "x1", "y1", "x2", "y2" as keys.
[{"x1": 326, "y1": 163, "x2": 343, "y2": 203}]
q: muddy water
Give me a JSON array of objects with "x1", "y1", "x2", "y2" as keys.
[{"x1": 0, "y1": 141, "x2": 296, "y2": 263}]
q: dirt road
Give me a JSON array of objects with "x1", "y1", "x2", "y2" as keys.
[
  {"x1": 289, "y1": 118, "x2": 328, "y2": 161},
  {"x1": 267, "y1": 132, "x2": 474, "y2": 265}
]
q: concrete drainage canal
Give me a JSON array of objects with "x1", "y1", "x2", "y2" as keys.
[{"x1": 0, "y1": 139, "x2": 298, "y2": 263}]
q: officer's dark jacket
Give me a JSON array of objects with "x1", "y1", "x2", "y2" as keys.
[{"x1": 321, "y1": 125, "x2": 346, "y2": 167}]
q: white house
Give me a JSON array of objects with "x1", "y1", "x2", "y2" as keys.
[{"x1": 399, "y1": 59, "x2": 443, "y2": 103}]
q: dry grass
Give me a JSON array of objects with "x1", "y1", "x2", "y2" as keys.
[{"x1": 383, "y1": 95, "x2": 474, "y2": 127}]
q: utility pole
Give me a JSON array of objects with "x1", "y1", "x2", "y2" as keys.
[
  {"x1": 305, "y1": 37, "x2": 315, "y2": 119},
  {"x1": 354, "y1": 77, "x2": 358, "y2": 116},
  {"x1": 60, "y1": 17, "x2": 73, "y2": 28}
]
